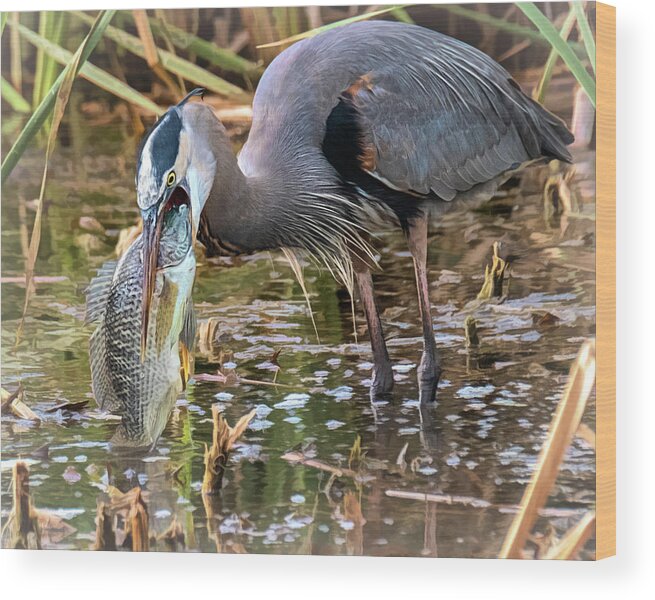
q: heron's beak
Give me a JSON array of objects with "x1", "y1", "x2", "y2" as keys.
[{"x1": 140, "y1": 201, "x2": 165, "y2": 360}]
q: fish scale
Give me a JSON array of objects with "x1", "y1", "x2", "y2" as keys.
[{"x1": 87, "y1": 203, "x2": 196, "y2": 449}]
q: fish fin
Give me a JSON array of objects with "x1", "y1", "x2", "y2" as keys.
[
  {"x1": 180, "y1": 300, "x2": 196, "y2": 351},
  {"x1": 89, "y1": 325, "x2": 120, "y2": 411},
  {"x1": 179, "y1": 301, "x2": 196, "y2": 387},
  {"x1": 84, "y1": 260, "x2": 118, "y2": 324},
  {"x1": 179, "y1": 343, "x2": 192, "y2": 389},
  {"x1": 110, "y1": 426, "x2": 153, "y2": 451}
]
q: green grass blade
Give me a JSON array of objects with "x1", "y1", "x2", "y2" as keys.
[
  {"x1": 1, "y1": 13, "x2": 8, "y2": 35},
  {"x1": 571, "y1": 1, "x2": 596, "y2": 74},
  {"x1": 41, "y1": 13, "x2": 66, "y2": 104},
  {"x1": 534, "y1": 9, "x2": 577, "y2": 103},
  {"x1": 145, "y1": 14, "x2": 262, "y2": 77},
  {"x1": 257, "y1": 5, "x2": 409, "y2": 48},
  {"x1": 33, "y1": 11, "x2": 66, "y2": 120},
  {"x1": 32, "y1": 12, "x2": 47, "y2": 109},
  {"x1": 391, "y1": 7, "x2": 415, "y2": 24},
  {"x1": 16, "y1": 22, "x2": 162, "y2": 115},
  {"x1": 1, "y1": 10, "x2": 116, "y2": 182},
  {"x1": 517, "y1": 2, "x2": 595, "y2": 107},
  {"x1": 14, "y1": 10, "x2": 116, "y2": 345},
  {"x1": 1, "y1": 76, "x2": 31, "y2": 112},
  {"x1": 443, "y1": 3, "x2": 540, "y2": 38},
  {"x1": 9, "y1": 13, "x2": 22, "y2": 93},
  {"x1": 73, "y1": 11, "x2": 246, "y2": 98}
]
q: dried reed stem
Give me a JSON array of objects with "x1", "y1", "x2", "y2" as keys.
[
  {"x1": 3, "y1": 461, "x2": 41, "y2": 549},
  {"x1": 543, "y1": 511, "x2": 596, "y2": 560},
  {"x1": 499, "y1": 339, "x2": 596, "y2": 559}
]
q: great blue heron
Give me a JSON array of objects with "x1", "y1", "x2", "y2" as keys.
[{"x1": 135, "y1": 20, "x2": 573, "y2": 403}]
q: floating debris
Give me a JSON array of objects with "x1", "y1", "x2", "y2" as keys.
[
  {"x1": 533, "y1": 311, "x2": 561, "y2": 331},
  {"x1": 46, "y1": 399, "x2": 90, "y2": 413},
  {"x1": 281, "y1": 448, "x2": 356, "y2": 479},
  {"x1": 385, "y1": 489, "x2": 588, "y2": 517},
  {"x1": 2, "y1": 385, "x2": 40, "y2": 422},
  {"x1": 195, "y1": 368, "x2": 291, "y2": 389}
]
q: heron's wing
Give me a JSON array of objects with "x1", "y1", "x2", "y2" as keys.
[{"x1": 342, "y1": 46, "x2": 573, "y2": 201}]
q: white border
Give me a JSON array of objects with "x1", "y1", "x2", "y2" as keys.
[{"x1": 1, "y1": 1, "x2": 654, "y2": 597}]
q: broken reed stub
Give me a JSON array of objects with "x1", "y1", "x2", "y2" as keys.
[
  {"x1": 126, "y1": 488, "x2": 149, "y2": 552},
  {"x1": 477, "y1": 241, "x2": 508, "y2": 300},
  {"x1": 159, "y1": 517, "x2": 185, "y2": 552},
  {"x1": 464, "y1": 315, "x2": 480, "y2": 348},
  {"x1": 202, "y1": 404, "x2": 256, "y2": 496},
  {"x1": 94, "y1": 502, "x2": 116, "y2": 551},
  {"x1": 6, "y1": 461, "x2": 41, "y2": 549},
  {"x1": 543, "y1": 161, "x2": 578, "y2": 218}
]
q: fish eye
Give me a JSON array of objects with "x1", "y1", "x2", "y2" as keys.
[{"x1": 166, "y1": 171, "x2": 176, "y2": 187}]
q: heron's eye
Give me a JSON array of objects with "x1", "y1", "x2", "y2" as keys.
[{"x1": 166, "y1": 171, "x2": 176, "y2": 187}]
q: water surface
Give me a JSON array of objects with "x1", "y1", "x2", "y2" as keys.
[{"x1": 1, "y1": 143, "x2": 596, "y2": 558}]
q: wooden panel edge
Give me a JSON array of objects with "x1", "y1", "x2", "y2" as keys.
[{"x1": 595, "y1": 1, "x2": 616, "y2": 560}]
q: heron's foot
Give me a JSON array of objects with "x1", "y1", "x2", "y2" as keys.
[
  {"x1": 417, "y1": 353, "x2": 441, "y2": 403},
  {"x1": 369, "y1": 362, "x2": 394, "y2": 401}
]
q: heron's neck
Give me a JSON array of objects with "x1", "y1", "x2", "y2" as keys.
[{"x1": 198, "y1": 145, "x2": 304, "y2": 255}]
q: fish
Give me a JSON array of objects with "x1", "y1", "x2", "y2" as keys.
[{"x1": 86, "y1": 201, "x2": 196, "y2": 450}]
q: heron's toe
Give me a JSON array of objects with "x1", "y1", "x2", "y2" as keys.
[
  {"x1": 417, "y1": 354, "x2": 441, "y2": 403},
  {"x1": 369, "y1": 363, "x2": 394, "y2": 401}
]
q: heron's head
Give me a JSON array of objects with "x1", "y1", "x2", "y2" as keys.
[{"x1": 136, "y1": 87, "x2": 215, "y2": 355}]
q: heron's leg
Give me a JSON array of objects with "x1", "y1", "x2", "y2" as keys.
[
  {"x1": 406, "y1": 213, "x2": 441, "y2": 403},
  {"x1": 352, "y1": 255, "x2": 394, "y2": 400}
]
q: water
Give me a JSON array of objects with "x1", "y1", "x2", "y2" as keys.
[{"x1": 1, "y1": 144, "x2": 596, "y2": 558}]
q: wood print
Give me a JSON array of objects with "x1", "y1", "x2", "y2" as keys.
[{"x1": 0, "y1": 2, "x2": 615, "y2": 559}]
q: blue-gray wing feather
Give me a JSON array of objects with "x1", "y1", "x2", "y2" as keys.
[{"x1": 345, "y1": 43, "x2": 573, "y2": 200}]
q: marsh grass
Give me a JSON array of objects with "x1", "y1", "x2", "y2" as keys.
[
  {"x1": 72, "y1": 11, "x2": 246, "y2": 98},
  {"x1": 10, "y1": 11, "x2": 116, "y2": 347},
  {"x1": 518, "y1": 2, "x2": 596, "y2": 106}
]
